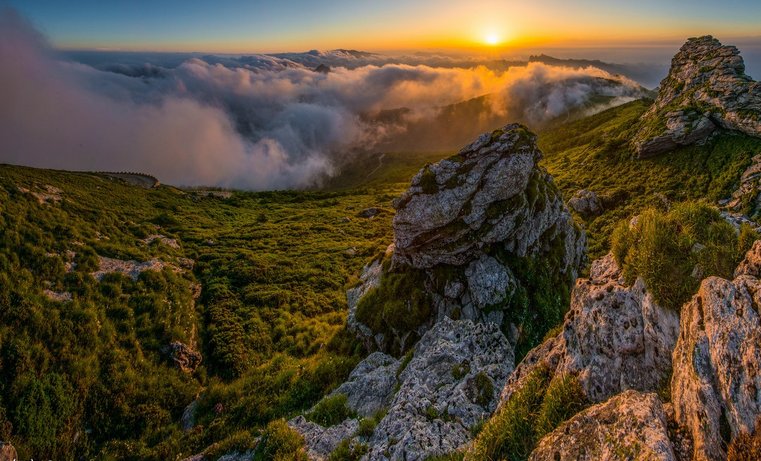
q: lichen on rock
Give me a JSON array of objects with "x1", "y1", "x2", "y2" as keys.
[
  {"x1": 529, "y1": 391, "x2": 677, "y2": 461},
  {"x1": 671, "y1": 240, "x2": 761, "y2": 461},
  {"x1": 500, "y1": 253, "x2": 679, "y2": 405}
]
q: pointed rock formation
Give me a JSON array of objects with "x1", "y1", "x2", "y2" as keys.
[
  {"x1": 633, "y1": 36, "x2": 761, "y2": 158},
  {"x1": 671, "y1": 240, "x2": 761, "y2": 461},
  {"x1": 349, "y1": 124, "x2": 586, "y2": 354}
]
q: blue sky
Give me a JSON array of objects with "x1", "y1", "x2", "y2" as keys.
[{"x1": 6, "y1": 0, "x2": 761, "y2": 52}]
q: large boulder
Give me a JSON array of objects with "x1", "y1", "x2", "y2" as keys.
[
  {"x1": 329, "y1": 352, "x2": 399, "y2": 418},
  {"x1": 671, "y1": 241, "x2": 761, "y2": 461},
  {"x1": 392, "y1": 123, "x2": 584, "y2": 272},
  {"x1": 501, "y1": 254, "x2": 679, "y2": 404},
  {"x1": 349, "y1": 124, "x2": 586, "y2": 354},
  {"x1": 568, "y1": 189, "x2": 603, "y2": 217},
  {"x1": 633, "y1": 36, "x2": 761, "y2": 158},
  {"x1": 529, "y1": 391, "x2": 677, "y2": 461}
]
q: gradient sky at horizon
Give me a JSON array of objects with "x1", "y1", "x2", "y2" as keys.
[{"x1": 6, "y1": 0, "x2": 761, "y2": 53}]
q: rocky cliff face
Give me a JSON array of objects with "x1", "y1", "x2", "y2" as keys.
[
  {"x1": 508, "y1": 241, "x2": 761, "y2": 461},
  {"x1": 671, "y1": 240, "x2": 761, "y2": 461},
  {"x1": 499, "y1": 254, "x2": 679, "y2": 405},
  {"x1": 633, "y1": 36, "x2": 761, "y2": 158},
  {"x1": 349, "y1": 123, "x2": 586, "y2": 354}
]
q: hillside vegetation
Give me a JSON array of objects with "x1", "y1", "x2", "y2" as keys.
[
  {"x1": 0, "y1": 166, "x2": 397, "y2": 459},
  {"x1": 2, "y1": 94, "x2": 760, "y2": 459}
]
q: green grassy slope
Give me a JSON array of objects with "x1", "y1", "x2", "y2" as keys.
[
  {"x1": 539, "y1": 99, "x2": 761, "y2": 258},
  {"x1": 0, "y1": 165, "x2": 398, "y2": 459}
]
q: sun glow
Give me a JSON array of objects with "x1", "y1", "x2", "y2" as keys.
[{"x1": 484, "y1": 33, "x2": 501, "y2": 46}]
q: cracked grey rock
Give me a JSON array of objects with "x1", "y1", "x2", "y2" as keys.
[
  {"x1": 289, "y1": 416, "x2": 359, "y2": 461},
  {"x1": 568, "y1": 189, "x2": 603, "y2": 217},
  {"x1": 364, "y1": 318, "x2": 514, "y2": 461},
  {"x1": 330, "y1": 352, "x2": 399, "y2": 418}
]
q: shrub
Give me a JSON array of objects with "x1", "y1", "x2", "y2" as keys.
[
  {"x1": 467, "y1": 367, "x2": 588, "y2": 461},
  {"x1": 452, "y1": 361, "x2": 471, "y2": 380},
  {"x1": 355, "y1": 266, "x2": 432, "y2": 354},
  {"x1": 305, "y1": 393, "x2": 355, "y2": 427},
  {"x1": 419, "y1": 167, "x2": 438, "y2": 194},
  {"x1": 253, "y1": 419, "x2": 307, "y2": 461},
  {"x1": 357, "y1": 416, "x2": 378, "y2": 437},
  {"x1": 467, "y1": 365, "x2": 550, "y2": 461},
  {"x1": 203, "y1": 430, "x2": 259, "y2": 460},
  {"x1": 473, "y1": 372, "x2": 494, "y2": 407},
  {"x1": 612, "y1": 202, "x2": 744, "y2": 311},
  {"x1": 738, "y1": 222, "x2": 759, "y2": 257},
  {"x1": 328, "y1": 439, "x2": 368, "y2": 461},
  {"x1": 535, "y1": 374, "x2": 587, "y2": 439}
]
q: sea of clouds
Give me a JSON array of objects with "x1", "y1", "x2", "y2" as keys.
[{"x1": 0, "y1": 9, "x2": 648, "y2": 189}]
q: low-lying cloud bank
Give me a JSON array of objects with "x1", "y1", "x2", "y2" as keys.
[{"x1": 0, "y1": 10, "x2": 647, "y2": 189}]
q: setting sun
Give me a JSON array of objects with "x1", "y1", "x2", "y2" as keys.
[{"x1": 484, "y1": 32, "x2": 501, "y2": 46}]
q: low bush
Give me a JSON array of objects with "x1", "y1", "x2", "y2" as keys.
[
  {"x1": 611, "y1": 201, "x2": 753, "y2": 310},
  {"x1": 253, "y1": 419, "x2": 307, "y2": 461},
  {"x1": 305, "y1": 393, "x2": 355, "y2": 427},
  {"x1": 535, "y1": 374, "x2": 587, "y2": 439},
  {"x1": 355, "y1": 266, "x2": 432, "y2": 354},
  {"x1": 328, "y1": 439, "x2": 368, "y2": 461},
  {"x1": 467, "y1": 366, "x2": 588, "y2": 461}
]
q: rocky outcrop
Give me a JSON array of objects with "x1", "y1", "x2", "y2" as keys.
[
  {"x1": 0, "y1": 442, "x2": 17, "y2": 461},
  {"x1": 634, "y1": 36, "x2": 761, "y2": 158},
  {"x1": 392, "y1": 124, "x2": 584, "y2": 271},
  {"x1": 349, "y1": 124, "x2": 586, "y2": 353},
  {"x1": 329, "y1": 352, "x2": 399, "y2": 418},
  {"x1": 366, "y1": 319, "x2": 513, "y2": 460},
  {"x1": 501, "y1": 254, "x2": 679, "y2": 404},
  {"x1": 289, "y1": 416, "x2": 359, "y2": 460},
  {"x1": 568, "y1": 189, "x2": 603, "y2": 217},
  {"x1": 529, "y1": 391, "x2": 677, "y2": 461},
  {"x1": 292, "y1": 318, "x2": 513, "y2": 460},
  {"x1": 163, "y1": 341, "x2": 202, "y2": 373},
  {"x1": 91, "y1": 256, "x2": 174, "y2": 281},
  {"x1": 671, "y1": 241, "x2": 761, "y2": 461}
]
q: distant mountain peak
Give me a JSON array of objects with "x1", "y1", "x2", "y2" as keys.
[{"x1": 633, "y1": 35, "x2": 761, "y2": 157}]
